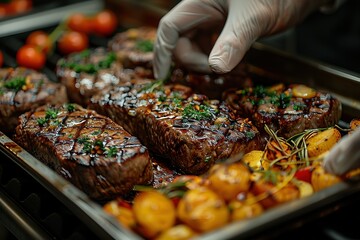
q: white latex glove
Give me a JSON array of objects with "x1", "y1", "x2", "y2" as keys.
[
  {"x1": 323, "y1": 128, "x2": 360, "y2": 175},
  {"x1": 153, "y1": 0, "x2": 333, "y2": 80}
]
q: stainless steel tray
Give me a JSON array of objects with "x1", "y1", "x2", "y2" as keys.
[{"x1": 1, "y1": 41, "x2": 360, "y2": 240}]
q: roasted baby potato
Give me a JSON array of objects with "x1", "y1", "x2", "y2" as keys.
[
  {"x1": 177, "y1": 187, "x2": 229, "y2": 232},
  {"x1": 306, "y1": 128, "x2": 341, "y2": 158}
]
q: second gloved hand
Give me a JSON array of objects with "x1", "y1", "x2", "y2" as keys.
[
  {"x1": 154, "y1": 0, "x2": 333, "y2": 80},
  {"x1": 323, "y1": 127, "x2": 360, "y2": 176}
]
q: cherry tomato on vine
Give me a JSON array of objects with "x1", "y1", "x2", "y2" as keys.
[
  {"x1": 0, "y1": 4, "x2": 8, "y2": 17},
  {"x1": 26, "y1": 30, "x2": 52, "y2": 54},
  {"x1": 16, "y1": 45, "x2": 46, "y2": 70},
  {"x1": 294, "y1": 167, "x2": 313, "y2": 184},
  {"x1": 0, "y1": 50, "x2": 3, "y2": 67},
  {"x1": 57, "y1": 31, "x2": 89, "y2": 55},
  {"x1": 67, "y1": 13, "x2": 93, "y2": 34},
  {"x1": 92, "y1": 10, "x2": 118, "y2": 36},
  {"x1": 7, "y1": 0, "x2": 32, "y2": 15}
]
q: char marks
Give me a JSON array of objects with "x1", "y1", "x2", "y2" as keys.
[{"x1": 14, "y1": 103, "x2": 153, "y2": 200}]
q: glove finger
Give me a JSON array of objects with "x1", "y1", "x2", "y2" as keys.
[
  {"x1": 174, "y1": 37, "x2": 212, "y2": 73},
  {"x1": 323, "y1": 128, "x2": 360, "y2": 175},
  {"x1": 209, "y1": 0, "x2": 261, "y2": 74},
  {"x1": 154, "y1": 0, "x2": 225, "y2": 79}
]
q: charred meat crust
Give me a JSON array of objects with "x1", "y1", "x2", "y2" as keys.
[
  {"x1": 0, "y1": 67, "x2": 67, "y2": 133},
  {"x1": 89, "y1": 82, "x2": 263, "y2": 175},
  {"x1": 14, "y1": 103, "x2": 153, "y2": 200},
  {"x1": 56, "y1": 48, "x2": 153, "y2": 106},
  {"x1": 223, "y1": 84, "x2": 342, "y2": 138}
]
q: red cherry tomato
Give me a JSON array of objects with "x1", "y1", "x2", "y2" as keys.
[
  {"x1": 0, "y1": 50, "x2": 3, "y2": 67},
  {"x1": 294, "y1": 166, "x2": 314, "y2": 183},
  {"x1": 92, "y1": 10, "x2": 118, "y2": 36},
  {"x1": 67, "y1": 13, "x2": 93, "y2": 34},
  {"x1": 57, "y1": 31, "x2": 89, "y2": 55},
  {"x1": 7, "y1": 0, "x2": 32, "y2": 15},
  {"x1": 16, "y1": 45, "x2": 46, "y2": 70},
  {"x1": 26, "y1": 30, "x2": 52, "y2": 54},
  {"x1": 0, "y1": 4, "x2": 9, "y2": 17}
]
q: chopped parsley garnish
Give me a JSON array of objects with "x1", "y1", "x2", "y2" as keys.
[
  {"x1": 253, "y1": 85, "x2": 267, "y2": 98},
  {"x1": 37, "y1": 118, "x2": 47, "y2": 126},
  {"x1": 77, "y1": 137, "x2": 113, "y2": 155},
  {"x1": 78, "y1": 136, "x2": 90, "y2": 144},
  {"x1": 65, "y1": 103, "x2": 75, "y2": 112},
  {"x1": 245, "y1": 131, "x2": 255, "y2": 140},
  {"x1": 106, "y1": 146, "x2": 118, "y2": 158},
  {"x1": 182, "y1": 103, "x2": 217, "y2": 121},
  {"x1": 244, "y1": 85, "x2": 292, "y2": 108},
  {"x1": 94, "y1": 139, "x2": 105, "y2": 150},
  {"x1": 3, "y1": 77, "x2": 26, "y2": 91},
  {"x1": 83, "y1": 141, "x2": 92, "y2": 153},
  {"x1": 171, "y1": 97, "x2": 182, "y2": 109},
  {"x1": 204, "y1": 156, "x2": 211, "y2": 162},
  {"x1": 91, "y1": 130, "x2": 101, "y2": 135},
  {"x1": 45, "y1": 108, "x2": 59, "y2": 119},
  {"x1": 59, "y1": 51, "x2": 117, "y2": 74},
  {"x1": 271, "y1": 93, "x2": 291, "y2": 108},
  {"x1": 135, "y1": 39, "x2": 154, "y2": 52},
  {"x1": 293, "y1": 102, "x2": 306, "y2": 111},
  {"x1": 158, "y1": 95, "x2": 167, "y2": 102},
  {"x1": 37, "y1": 107, "x2": 60, "y2": 126}
]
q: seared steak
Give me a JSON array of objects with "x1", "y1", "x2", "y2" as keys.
[
  {"x1": 224, "y1": 83, "x2": 342, "y2": 138},
  {"x1": 0, "y1": 67, "x2": 67, "y2": 134},
  {"x1": 170, "y1": 67, "x2": 253, "y2": 100},
  {"x1": 89, "y1": 81, "x2": 262, "y2": 175},
  {"x1": 56, "y1": 48, "x2": 153, "y2": 106},
  {"x1": 14, "y1": 103, "x2": 153, "y2": 200},
  {"x1": 108, "y1": 26, "x2": 156, "y2": 70}
]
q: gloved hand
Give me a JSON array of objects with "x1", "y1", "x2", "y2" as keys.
[
  {"x1": 323, "y1": 128, "x2": 360, "y2": 175},
  {"x1": 153, "y1": 0, "x2": 334, "y2": 80}
]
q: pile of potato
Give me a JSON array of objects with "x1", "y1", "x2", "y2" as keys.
[{"x1": 103, "y1": 119, "x2": 360, "y2": 240}]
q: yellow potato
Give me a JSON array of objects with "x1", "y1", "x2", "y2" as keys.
[
  {"x1": 350, "y1": 118, "x2": 360, "y2": 132},
  {"x1": 306, "y1": 128, "x2": 341, "y2": 158},
  {"x1": 229, "y1": 194, "x2": 263, "y2": 222},
  {"x1": 133, "y1": 191, "x2": 176, "y2": 238},
  {"x1": 177, "y1": 188, "x2": 229, "y2": 233},
  {"x1": 251, "y1": 181, "x2": 300, "y2": 209},
  {"x1": 207, "y1": 163, "x2": 251, "y2": 201},
  {"x1": 267, "y1": 83, "x2": 285, "y2": 93},
  {"x1": 242, "y1": 150, "x2": 267, "y2": 170},
  {"x1": 103, "y1": 201, "x2": 136, "y2": 229},
  {"x1": 292, "y1": 84, "x2": 316, "y2": 99},
  {"x1": 155, "y1": 224, "x2": 197, "y2": 240},
  {"x1": 292, "y1": 179, "x2": 314, "y2": 198},
  {"x1": 311, "y1": 166, "x2": 342, "y2": 192}
]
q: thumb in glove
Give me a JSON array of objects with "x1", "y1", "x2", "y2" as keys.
[
  {"x1": 154, "y1": 0, "x2": 332, "y2": 79},
  {"x1": 323, "y1": 127, "x2": 360, "y2": 176}
]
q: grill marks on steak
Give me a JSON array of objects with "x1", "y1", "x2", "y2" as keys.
[
  {"x1": 224, "y1": 83, "x2": 342, "y2": 138},
  {"x1": 56, "y1": 48, "x2": 153, "y2": 106},
  {"x1": 90, "y1": 82, "x2": 262, "y2": 175},
  {"x1": 0, "y1": 67, "x2": 67, "y2": 133},
  {"x1": 14, "y1": 103, "x2": 153, "y2": 200}
]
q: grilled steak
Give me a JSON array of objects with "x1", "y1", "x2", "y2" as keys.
[
  {"x1": 56, "y1": 48, "x2": 153, "y2": 106},
  {"x1": 14, "y1": 103, "x2": 153, "y2": 200},
  {"x1": 108, "y1": 26, "x2": 156, "y2": 70},
  {"x1": 89, "y1": 81, "x2": 262, "y2": 175},
  {"x1": 224, "y1": 83, "x2": 342, "y2": 138},
  {"x1": 0, "y1": 67, "x2": 67, "y2": 134},
  {"x1": 170, "y1": 67, "x2": 253, "y2": 100}
]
